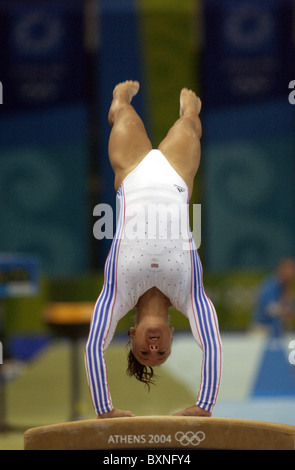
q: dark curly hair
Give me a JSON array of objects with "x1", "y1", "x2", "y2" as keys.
[{"x1": 126, "y1": 342, "x2": 157, "y2": 390}]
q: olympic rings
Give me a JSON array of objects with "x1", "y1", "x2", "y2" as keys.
[{"x1": 174, "y1": 430, "x2": 206, "y2": 446}]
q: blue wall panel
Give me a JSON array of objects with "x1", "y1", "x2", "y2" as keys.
[
  {"x1": 0, "y1": 0, "x2": 89, "y2": 277},
  {"x1": 202, "y1": 0, "x2": 295, "y2": 271}
]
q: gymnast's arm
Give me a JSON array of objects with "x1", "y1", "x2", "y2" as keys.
[
  {"x1": 84, "y1": 288, "x2": 135, "y2": 419},
  {"x1": 173, "y1": 284, "x2": 223, "y2": 416}
]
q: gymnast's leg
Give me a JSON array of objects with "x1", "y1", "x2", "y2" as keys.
[
  {"x1": 158, "y1": 88, "x2": 202, "y2": 197},
  {"x1": 108, "y1": 80, "x2": 152, "y2": 191}
]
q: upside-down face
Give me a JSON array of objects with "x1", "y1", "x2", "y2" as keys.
[{"x1": 129, "y1": 324, "x2": 174, "y2": 367}]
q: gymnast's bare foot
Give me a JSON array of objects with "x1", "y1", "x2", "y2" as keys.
[
  {"x1": 173, "y1": 405, "x2": 211, "y2": 417},
  {"x1": 179, "y1": 88, "x2": 202, "y2": 118},
  {"x1": 108, "y1": 80, "x2": 140, "y2": 126},
  {"x1": 96, "y1": 408, "x2": 136, "y2": 419}
]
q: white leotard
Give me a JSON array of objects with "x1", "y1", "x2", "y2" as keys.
[{"x1": 85, "y1": 150, "x2": 222, "y2": 414}]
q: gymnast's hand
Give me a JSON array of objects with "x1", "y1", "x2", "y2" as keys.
[
  {"x1": 172, "y1": 405, "x2": 211, "y2": 417},
  {"x1": 96, "y1": 408, "x2": 136, "y2": 419}
]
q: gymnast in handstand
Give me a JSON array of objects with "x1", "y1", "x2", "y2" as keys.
[{"x1": 85, "y1": 80, "x2": 222, "y2": 418}]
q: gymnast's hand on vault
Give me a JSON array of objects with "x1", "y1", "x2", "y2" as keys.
[
  {"x1": 96, "y1": 408, "x2": 136, "y2": 419},
  {"x1": 172, "y1": 405, "x2": 211, "y2": 417}
]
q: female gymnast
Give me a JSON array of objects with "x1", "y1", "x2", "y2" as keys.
[{"x1": 85, "y1": 80, "x2": 223, "y2": 419}]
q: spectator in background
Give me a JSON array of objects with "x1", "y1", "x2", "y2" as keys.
[{"x1": 254, "y1": 258, "x2": 295, "y2": 338}]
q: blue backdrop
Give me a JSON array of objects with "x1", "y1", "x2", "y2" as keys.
[
  {"x1": 202, "y1": 0, "x2": 295, "y2": 271},
  {"x1": 0, "y1": 0, "x2": 89, "y2": 277}
]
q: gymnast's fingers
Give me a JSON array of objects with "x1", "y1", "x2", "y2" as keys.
[
  {"x1": 172, "y1": 405, "x2": 211, "y2": 417},
  {"x1": 97, "y1": 408, "x2": 136, "y2": 419}
]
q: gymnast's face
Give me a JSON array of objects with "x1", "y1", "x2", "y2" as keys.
[{"x1": 129, "y1": 324, "x2": 174, "y2": 367}]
